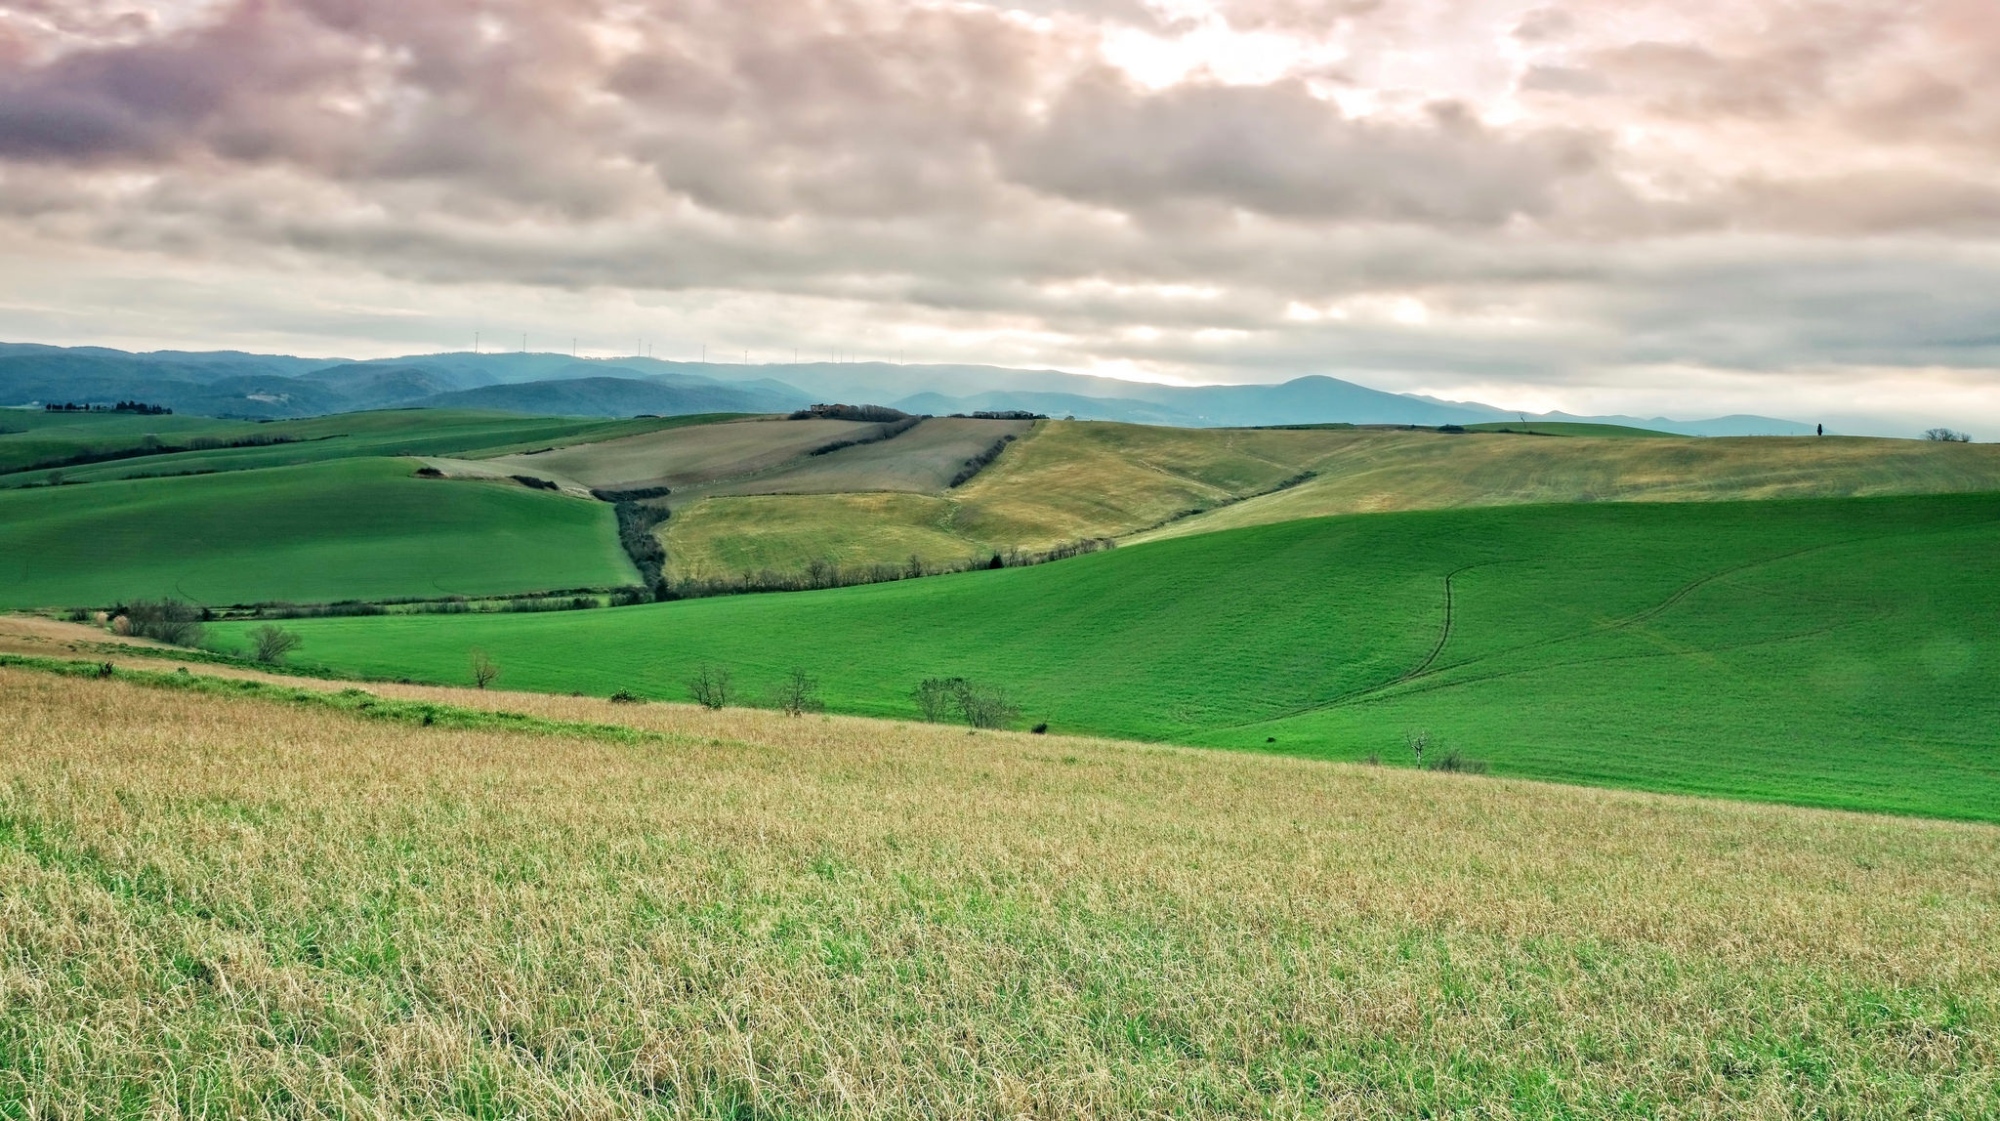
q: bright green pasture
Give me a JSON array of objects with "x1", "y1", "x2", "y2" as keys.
[
  {"x1": 213, "y1": 493, "x2": 2000, "y2": 821},
  {"x1": 0, "y1": 458, "x2": 636, "y2": 608},
  {"x1": 0, "y1": 410, "x2": 739, "y2": 485}
]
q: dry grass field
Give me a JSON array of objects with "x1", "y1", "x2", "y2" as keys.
[
  {"x1": 485, "y1": 418, "x2": 870, "y2": 491},
  {"x1": 1132, "y1": 431, "x2": 2000, "y2": 543},
  {"x1": 3, "y1": 656, "x2": 1996, "y2": 1118}
]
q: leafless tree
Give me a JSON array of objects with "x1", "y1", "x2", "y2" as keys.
[
  {"x1": 1924, "y1": 428, "x2": 1972, "y2": 442},
  {"x1": 912, "y1": 677, "x2": 961, "y2": 722},
  {"x1": 248, "y1": 623, "x2": 301, "y2": 664},
  {"x1": 469, "y1": 649, "x2": 500, "y2": 690},
  {"x1": 687, "y1": 664, "x2": 733, "y2": 710},
  {"x1": 775, "y1": 666, "x2": 822, "y2": 716}
]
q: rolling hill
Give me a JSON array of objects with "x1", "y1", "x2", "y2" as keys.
[
  {"x1": 0, "y1": 458, "x2": 637, "y2": 608},
  {"x1": 655, "y1": 421, "x2": 2000, "y2": 584},
  {"x1": 0, "y1": 409, "x2": 735, "y2": 487},
  {"x1": 211, "y1": 491, "x2": 2000, "y2": 822},
  {"x1": 410, "y1": 375, "x2": 801, "y2": 417}
]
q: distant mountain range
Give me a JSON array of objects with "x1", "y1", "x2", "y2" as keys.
[{"x1": 0, "y1": 342, "x2": 1814, "y2": 435}]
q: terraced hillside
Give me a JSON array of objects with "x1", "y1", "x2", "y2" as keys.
[
  {"x1": 5, "y1": 660, "x2": 1994, "y2": 1115},
  {"x1": 212, "y1": 492, "x2": 2000, "y2": 821},
  {"x1": 0, "y1": 458, "x2": 636, "y2": 608}
]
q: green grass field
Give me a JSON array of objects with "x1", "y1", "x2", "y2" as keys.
[
  {"x1": 0, "y1": 409, "x2": 735, "y2": 486},
  {"x1": 0, "y1": 457, "x2": 636, "y2": 608},
  {"x1": 212, "y1": 492, "x2": 2000, "y2": 822}
]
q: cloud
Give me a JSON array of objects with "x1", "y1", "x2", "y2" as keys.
[{"x1": 0, "y1": 0, "x2": 1995, "y2": 430}]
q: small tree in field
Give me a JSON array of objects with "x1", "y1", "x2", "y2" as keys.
[
  {"x1": 248, "y1": 624, "x2": 301, "y2": 664},
  {"x1": 1407, "y1": 729, "x2": 1430, "y2": 769},
  {"x1": 913, "y1": 677, "x2": 961, "y2": 722},
  {"x1": 688, "y1": 664, "x2": 733, "y2": 710},
  {"x1": 953, "y1": 680, "x2": 1020, "y2": 730},
  {"x1": 775, "y1": 667, "x2": 822, "y2": 716},
  {"x1": 1924, "y1": 428, "x2": 1972, "y2": 443},
  {"x1": 469, "y1": 649, "x2": 500, "y2": 690}
]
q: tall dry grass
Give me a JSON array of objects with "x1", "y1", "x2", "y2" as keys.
[{"x1": 3, "y1": 664, "x2": 1997, "y2": 1118}]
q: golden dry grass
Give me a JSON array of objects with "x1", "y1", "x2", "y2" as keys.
[
  {"x1": 1132, "y1": 432, "x2": 2000, "y2": 543},
  {"x1": 3, "y1": 660, "x2": 1997, "y2": 1118}
]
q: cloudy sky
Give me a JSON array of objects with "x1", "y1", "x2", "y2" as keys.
[{"x1": 1, "y1": 0, "x2": 1995, "y2": 431}]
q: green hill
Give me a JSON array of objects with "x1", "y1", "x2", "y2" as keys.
[
  {"x1": 649, "y1": 421, "x2": 2000, "y2": 585},
  {"x1": 210, "y1": 492, "x2": 2000, "y2": 821},
  {"x1": 0, "y1": 409, "x2": 735, "y2": 486},
  {"x1": 0, "y1": 458, "x2": 636, "y2": 608}
]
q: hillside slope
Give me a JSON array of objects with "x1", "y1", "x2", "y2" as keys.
[
  {"x1": 0, "y1": 458, "x2": 636, "y2": 607},
  {"x1": 214, "y1": 492, "x2": 2000, "y2": 821}
]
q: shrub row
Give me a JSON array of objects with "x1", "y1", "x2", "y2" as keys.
[
  {"x1": 948, "y1": 434, "x2": 1018, "y2": 488},
  {"x1": 807, "y1": 416, "x2": 922, "y2": 456}
]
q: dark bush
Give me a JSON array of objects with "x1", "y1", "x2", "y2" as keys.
[
  {"x1": 414, "y1": 466, "x2": 444, "y2": 478},
  {"x1": 1031, "y1": 723, "x2": 1048, "y2": 735},
  {"x1": 510, "y1": 475, "x2": 560, "y2": 491},
  {"x1": 125, "y1": 598, "x2": 204, "y2": 646},
  {"x1": 1428, "y1": 749, "x2": 1490, "y2": 774},
  {"x1": 591, "y1": 485, "x2": 672, "y2": 503},
  {"x1": 247, "y1": 623, "x2": 302, "y2": 664},
  {"x1": 609, "y1": 690, "x2": 640, "y2": 704}
]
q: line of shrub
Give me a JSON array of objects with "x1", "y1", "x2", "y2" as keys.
[
  {"x1": 807, "y1": 415, "x2": 922, "y2": 456},
  {"x1": 667, "y1": 537, "x2": 1114, "y2": 600},
  {"x1": 948, "y1": 433, "x2": 1018, "y2": 488}
]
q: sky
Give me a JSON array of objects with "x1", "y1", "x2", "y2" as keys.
[{"x1": 1, "y1": 0, "x2": 1996, "y2": 432}]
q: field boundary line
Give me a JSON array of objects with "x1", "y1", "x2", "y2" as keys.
[{"x1": 0, "y1": 654, "x2": 714, "y2": 750}]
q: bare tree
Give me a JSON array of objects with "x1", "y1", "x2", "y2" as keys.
[
  {"x1": 126, "y1": 598, "x2": 204, "y2": 647},
  {"x1": 1406, "y1": 729, "x2": 1430, "y2": 769},
  {"x1": 952, "y1": 678, "x2": 1019, "y2": 730},
  {"x1": 912, "y1": 676, "x2": 961, "y2": 722},
  {"x1": 1924, "y1": 428, "x2": 1973, "y2": 443},
  {"x1": 687, "y1": 664, "x2": 733, "y2": 710},
  {"x1": 248, "y1": 623, "x2": 301, "y2": 664},
  {"x1": 469, "y1": 649, "x2": 500, "y2": 690},
  {"x1": 775, "y1": 667, "x2": 823, "y2": 716},
  {"x1": 804, "y1": 557, "x2": 835, "y2": 589}
]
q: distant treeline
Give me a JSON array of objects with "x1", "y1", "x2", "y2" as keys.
[
  {"x1": 668, "y1": 537, "x2": 1114, "y2": 600},
  {"x1": 951, "y1": 410, "x2": 1046, "y2": 421},
  {"x1": 790, "y1": 403, "x2": 911, "y2": 423},
  {"x1": 45, "y1": 401, "x2": 173, "y2": 415}
]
